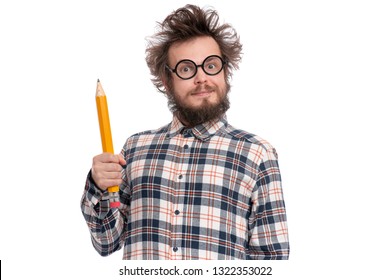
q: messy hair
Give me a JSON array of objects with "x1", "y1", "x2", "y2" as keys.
[{"x1": 145, "y1": 4, "x2": 242, "y2": 94}]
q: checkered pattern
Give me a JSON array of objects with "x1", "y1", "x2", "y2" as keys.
[{"x1": 81, "y1": 115, "x2": 289, "y2": 260}]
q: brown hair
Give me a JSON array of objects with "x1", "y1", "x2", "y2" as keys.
[{"x1": 145, "y1": 4, "x2": 242, "y2": 94}]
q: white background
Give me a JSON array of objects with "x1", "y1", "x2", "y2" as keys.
[{"x1": 0, "y1": 0, "x2": 389, "y2": 279}]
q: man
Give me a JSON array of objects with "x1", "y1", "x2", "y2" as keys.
[{"x1": 81, "y1": 4, "x2": 289, "y2": 260}]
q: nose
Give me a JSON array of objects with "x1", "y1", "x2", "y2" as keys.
[{"x1": 193, "y1": 66, "x2": 208, "y2": 84}]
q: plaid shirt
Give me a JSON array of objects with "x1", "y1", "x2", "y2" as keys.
[{"x1": 81, "y1": 115, "x2": 289, "y2": 260}]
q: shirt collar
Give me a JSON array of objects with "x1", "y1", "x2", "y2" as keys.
[{"x1": 166, "y1": 114, "x2": 228, "y2": 141}]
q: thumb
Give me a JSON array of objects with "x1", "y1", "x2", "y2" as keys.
[{"x1": 117, "y1": 154, "x2": 126, "y2": 167}]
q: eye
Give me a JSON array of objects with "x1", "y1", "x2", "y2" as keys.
[
  {"x1": 206, "y1": 63, "x2": 217, "y2": 70},
  {"x1": 181, "y1": 66, "x2": 191, "y2": 72},
  {"x1": 177, "y1": 62, "x2": 195, "y2": 74}
]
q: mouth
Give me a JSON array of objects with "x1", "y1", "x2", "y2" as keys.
[{"x1": 191, "y1": 89, "x2": 214, "y2": 98}]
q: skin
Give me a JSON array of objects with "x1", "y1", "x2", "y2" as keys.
[{"x1": 92, "y1": 36, "x2": 226, "y2": 190}]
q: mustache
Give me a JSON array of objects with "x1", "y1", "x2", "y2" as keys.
[{"x1": 190, "y1": 84, "x2": 216, "y2": 94}]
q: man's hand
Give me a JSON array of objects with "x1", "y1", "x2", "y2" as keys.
[{"x1": 91, "y1": 153, "x2": 126, "y2": 191}]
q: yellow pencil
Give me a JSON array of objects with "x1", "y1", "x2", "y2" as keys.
[{"x1": 95, "y1": 79, "x2": 120, "y2": 208}]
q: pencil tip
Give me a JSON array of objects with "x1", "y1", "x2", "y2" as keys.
[{"x1": 97, "y1": 79, "x2": 100, "y2": 83}]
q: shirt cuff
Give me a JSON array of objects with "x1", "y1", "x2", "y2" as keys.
[{"x1": 85, "y1": 170, "x2": 111, "y2": 219}]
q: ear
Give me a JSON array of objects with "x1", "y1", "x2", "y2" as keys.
[
  {"x1": 162, "y1": 78, "x2": 168, "y2": 90},
  {"x1": 161, "y1": 78, "x2": 171, "y2": 95}
]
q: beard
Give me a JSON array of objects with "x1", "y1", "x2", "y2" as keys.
[{"x1": 167, "y1": 84, "x2": 230, "y2": 127}]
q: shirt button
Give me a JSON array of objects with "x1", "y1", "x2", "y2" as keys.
[
  {"x1": 178, "y1": 174, "x2": 183, "y2": 179},
  {"x1": 173, "y1": 247, "x2": 178, "y2": 252},
  {"x1": 174, "y1": 210, "x2": 180, "y2": 215},
  {"x1": 183, "y1": 144, "x2": 189, "y2": 149}
]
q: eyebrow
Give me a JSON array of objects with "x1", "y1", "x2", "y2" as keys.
[{"x1": 175, "y1": 54, "x2": 221, "y2": 64}]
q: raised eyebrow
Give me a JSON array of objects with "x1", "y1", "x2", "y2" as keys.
[
  {"x1": 176, "y1": 60, "x2": 195, "y2": 66},
  {"x1": 204, "y1": 57, "x2": 220, "y2": 63},
  {"x1": 180, "y1": 60, "x2": 195, "y2": 64}
]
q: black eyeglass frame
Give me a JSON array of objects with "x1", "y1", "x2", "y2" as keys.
[{"x1": 165, "y1": 55, "x2": 227, "y2": 80}]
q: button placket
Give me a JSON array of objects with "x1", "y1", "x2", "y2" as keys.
[{"x1": 171, "y1": 133, "x2": 191, "y2": 259}]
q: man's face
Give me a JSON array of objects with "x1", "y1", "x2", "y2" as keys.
[{"x1": 167, "y1": 36, "x2": 229, "y2": 126}]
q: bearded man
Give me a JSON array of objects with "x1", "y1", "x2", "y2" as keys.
[{"x1": 81, "y1": 4, "x2": 289, "y2": 260}]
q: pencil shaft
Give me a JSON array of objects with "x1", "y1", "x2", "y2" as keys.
[{"x1": 96, "y1": 94, "x2": 114, "y2": 153}]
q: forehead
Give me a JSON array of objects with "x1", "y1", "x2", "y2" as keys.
[{"x1": 168, "y1": 36, "x2": 221, "y2": 65}]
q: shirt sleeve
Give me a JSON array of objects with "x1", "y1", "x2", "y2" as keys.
[
  {"x1": 80, "y1": 170, "x2": 127, "y2": 256},
  {"x1": 246, "y1": 147, "x2": 290, "y2": 260}
]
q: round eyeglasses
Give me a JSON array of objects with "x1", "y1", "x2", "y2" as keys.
[{"x1": 166, "y1": 55, "x2": 226, "y2": 80}]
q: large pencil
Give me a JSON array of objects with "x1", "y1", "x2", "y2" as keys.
[{"x1": 95, "y1": 79, "x2": 120, "y2": 208}]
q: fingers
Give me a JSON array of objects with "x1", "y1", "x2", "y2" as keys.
[
  {"x1": 97, "y1": 162, "x2": 123, "y2": 172},
  {"x1": 95, "y1": 153, "x2": 123, "y2": 164},
  {"x1": 91, "y1": 153, "x2": 125, "y2": 191},
  {"x1": 98, "y1": 168, "x2": 123, "y2": 179}
]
